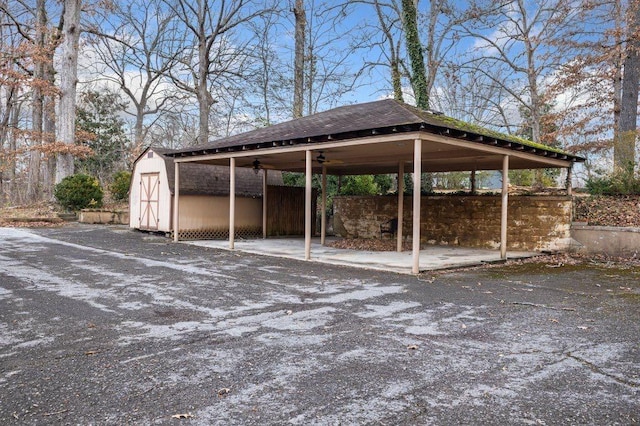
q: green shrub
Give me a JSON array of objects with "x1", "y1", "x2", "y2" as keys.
[
  {"x1": 340, "y1": 175, "x2": 379, "y2": 196},
  {"x1": 54, "y1": 174, "x2": 104, "y2": 210},
  {"x1": 586, "y1": 170, "x2": 640, "y2": 195},
  {"x1": 110, "y1": 170, "x2": 131, "y2": 202}
]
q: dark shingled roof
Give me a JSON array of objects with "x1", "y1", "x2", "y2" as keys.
[
  {"x1": 168, "y1": 99, "x2": 584, "y2": 163},
  {"x1": 146, "y1": 147, "x2": 282, "y2": 197}
]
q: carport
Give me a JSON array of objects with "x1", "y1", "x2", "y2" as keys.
[{"x1": 167, "y1": 99, "x2": 584, "y2": 274}]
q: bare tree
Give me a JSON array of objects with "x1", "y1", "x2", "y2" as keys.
[
  {"x1": 461, "y1": 0, "x2": 583, "y2": 143},
  {"x1": 163, "y1": 0, "x2": 265, "y2": 145},
  {"x1": 303, "y1": 1, "x2": 364, "y2": 115},
  {"x1": 0, "y1": 0, "x2": 61, "y2": 200},
  {"x1": 433, "y1": 64, "x2": 516, "y2": 132},
  {"x1": 351, "y1": 0, "x2": 466, "y2": 108},
  {"x1": 349, "y1": 0, "x2": 405, "y2": 101},
  {"x1": 26, "y1": 0, "x2": 47, "y2": 200},
  {"x1": 373, "y1": 0, "x2": 404, "y2": 101},
  {"x1": 239, "y1": 7, "x2": 292, "y2": 127},
  {"x1": 616, "y1": 0, "x2": 640, "y2": 172},
  {"x1": 293, "y1": 0, "x2": 305, "y2": 118},
  {"x1": 85, "y1": 0, "x2": 184, "y2": 156},
  {"x1": 55, "y1": 0, "x2": 81, "y2": 183}
]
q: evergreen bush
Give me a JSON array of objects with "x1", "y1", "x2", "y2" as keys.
[
  {"x1": 110, "y1": 171, "x2": 131, "y2": 202},
  {"x1": 54, "y1": 174, "x2": 104, "y2": 210},
  {"x1": 586, "y1": 170, "x2": 640, "y2": 195}
]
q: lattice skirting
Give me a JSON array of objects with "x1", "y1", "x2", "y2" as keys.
[{"x1": 173, "y1": 226, "x2": 262, "y2": 241}]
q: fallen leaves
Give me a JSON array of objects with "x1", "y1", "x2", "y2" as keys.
[
  {"x1": 407, "y1": 344, "x2": 419, "y2": 350},
  {"x1": 574, "y1": 195, "x2": 640, "y2": 227},
  {"x1": 217, "y1": 388, "x2": 231, "y2": 397},
  {"x1": 171, "y1": 413, "x2": 193, "y2": 419},
  {"x1": 328, "y1": 238, "x2": 412, "y2": 252}
]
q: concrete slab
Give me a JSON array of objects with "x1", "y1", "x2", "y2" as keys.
[{"x1": 185, "y1": 237, "x2": 539, "y2": 274}]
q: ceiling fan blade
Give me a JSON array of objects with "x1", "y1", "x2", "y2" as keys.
[{"x1": 323, "y1": 159, "x2": 344, "y2": 165}]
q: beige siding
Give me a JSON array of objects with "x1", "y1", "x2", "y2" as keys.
[{"x1": 177, "y1": 195, "x2": 262, "y2": 229}]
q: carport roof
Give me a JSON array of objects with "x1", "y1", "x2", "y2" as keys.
[{"x1": 167, "y1": 99, "x2": 584, "y2": 174}]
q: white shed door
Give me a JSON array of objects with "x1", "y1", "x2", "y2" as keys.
[{"x1": 139, "y1": 173, "x2": 160, "y2": 230}]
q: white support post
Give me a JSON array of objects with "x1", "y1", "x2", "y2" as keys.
[
  {"x1": 305, "y1": 150, "x2": 312, "y2": 260},
  {"x1": 500, "y1": 155, "x2": 509, "y2": 259},
  {"x1": 321, "y1": 165, "x2": 327, "y2": 246},
  {"x1": 412, "y1": 139, "x2": 422, "y2": 274},
  {"x1": 566, "y1": 165, "x2": 573, "y2": 196},
  {"x1": 397, "y1": 161, "x2": 404, "y2": 252},
  {"x1": 173, "y1": 162, "x2": 180, "y2": 242},
  {"x1": 262, "y1": 169, "x2": 268, "y2": 239},
  {"x1": 229, "y1": 157, "x2": 236, "y2": 250}
]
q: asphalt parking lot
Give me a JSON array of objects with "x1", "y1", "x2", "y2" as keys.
[{"x1": 0, "y1": 224, "x2": 638, "y2": 425}]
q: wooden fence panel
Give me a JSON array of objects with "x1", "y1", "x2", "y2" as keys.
[{"x1": 266, "y1": 186, "x2": 317, "y2": 236}]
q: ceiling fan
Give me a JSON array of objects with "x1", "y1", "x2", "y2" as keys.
[
  {"x1": 251, "y1": 159, "x2": 275, "y2": 174},
  {"x1": 315, "y1": 151, "x2": 343, "y2": 166}
]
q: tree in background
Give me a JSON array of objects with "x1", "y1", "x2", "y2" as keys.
[
  {"x1": 459, "y1": 0, "x2": 582, "y2": 185},
  {"x1": 340, "y1": 175, "x2": 379, "y2": 196},
  {"x1": 0, "y1": 0, "x2": 62, "y2": 203},
  {"x1": 56, "y1": 0, "x2": 82, "y2": 183},
  {"x1": 371, "y1": 0, "x2": 404, "y2": 101},
  {"x1": 4, "y1": 0, "x2": 640, "y2": 206},
  {"x1": 247, "y1": 11, "x2": 290, "y2": 126},
  {"x1": 515, "y1": 103, "x2": 562, "y2": 187},
  {"x1": 86, "y1": 0, "x2": 183, "y2": 156},
  {"x1": 401, "y1": 0, "x2": 429, "y2": 109},
  {"x1": 293, "y1": 0, "x2": 305, "y2": 118},
  {"x1": 163, "y1": 0, "x2": 266, "y2": 145},
  {"x1": 545, "y1": 0, "x2": 627, "y2": 176},
  {"x1": 616, "y1": 0, "x2": 640, "y2": 173},
  {"x1": 75, "y1": 90, "x2": 130, "y2": 186}
]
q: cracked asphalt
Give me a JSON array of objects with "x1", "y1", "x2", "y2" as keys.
[{"x1": 0, "y1": 224, "x2": 638, "y2": 425}]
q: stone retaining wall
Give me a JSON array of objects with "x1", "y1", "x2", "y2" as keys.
[
  {"x1": 79, "y1": 209, "x2": 129, "y2": 225},
  {"x1": 333, "y1": 195, "x2": 572, "y2": 251}
]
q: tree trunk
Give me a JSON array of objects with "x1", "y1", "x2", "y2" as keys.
[
  {"x1": 43, "y1": 60, "x2": 57, "y2": 198},
  {"x1": 55, "y1": 0, "x2": 81, "y2": 184},
  {"x1": 391, "y1": 58, "x2": 404, "y2": 102},
  {"x1": 293, "y1": 0, "x2": 306, "y2": 118},
  {"x1": 196, "y1": 52, "x2": 211, "y2": 144},
  {"x1": 612, "y1": 0, "x2": 624, "y2": 147},
  {"x1": 401, "y1": 0, "x2": 429, "y2": 110},
  {"x1": 615, "y1": 1, "x2": 640, "y2": 173},
  {"x1": 196, "y1": 2, "x2": 212, "y2": 146},
  {"x1": 8, "y1": 102, "x2": 20, "y2": 204},
  {"x1": 27, "y1": 0, "x2": 47, "y2": 201},
  {"x1": 134, "y1": 103, "x2": 145, "y2": 153},
  {"x1": 374, "y1": 0, "x2": 403, "y2": 102},
  {"x1": 0, "y1": 88, "x2": 16, "y2": 205}
]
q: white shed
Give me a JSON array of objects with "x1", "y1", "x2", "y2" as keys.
[{"x1": 129, "y1": 147, "x2": 282, "y2": 239}]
